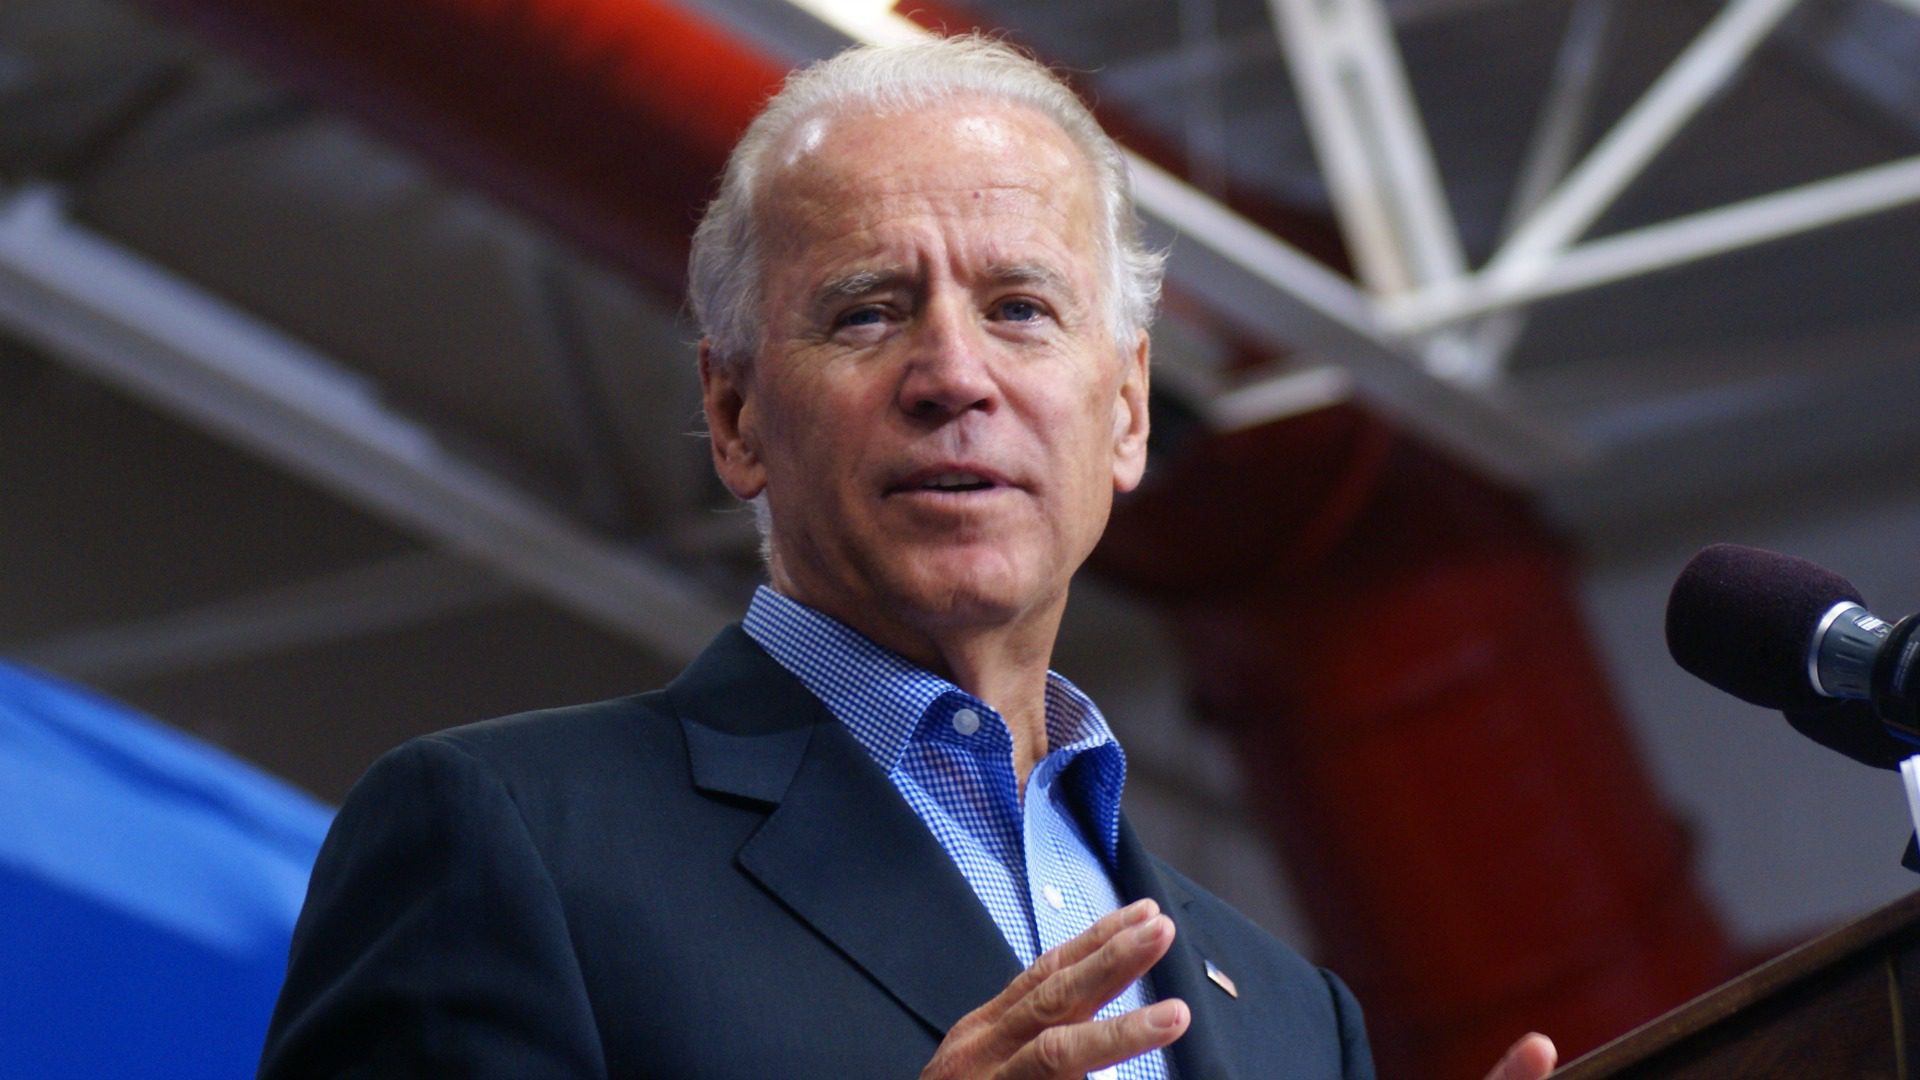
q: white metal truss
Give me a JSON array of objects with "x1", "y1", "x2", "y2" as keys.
[
  {"x1": 1383, "y1": 153, "x2": 1920, "y2": 332},
  {"x1": 1484, "y1": 0, "x2": 1806, "y2": 287},
  {"x1": 1464, "y1": 0, "x2": 1616, "y2": 372},
  {"x1": 0, "y1": 184, "x2": 732, "y2": 666},
  {"x1": 1263, "y1": 0, "x2": 1497, "y2": 388},
  {"x1": 1264, "y1": 0, "x2": 1467, "y2": 297},
  {"x1": 1245, "y1": 0, "x2": 1920, "y2": 414},
  {"x1": 1504, "y1": 0, "x2": 1617, "y2": 243},
  {"x1": 1126, "y1": 157, "x2": 1586, "y2": 474}
]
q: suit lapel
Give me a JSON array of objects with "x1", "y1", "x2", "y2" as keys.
[
  {"x1": 670, "y1": 629, "x2": 1249, "y2": 1062},
  {"x1": 669, "y1": 627, "x2": 1021, "y2": 1037},
  {"x1": 1117, "y1": 817, "x2": 1245, "y2": 1080}
]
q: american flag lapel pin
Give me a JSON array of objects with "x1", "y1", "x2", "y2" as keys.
[{"x1": 1204, "y1": 959, "x2": 1238, "y2": 998}]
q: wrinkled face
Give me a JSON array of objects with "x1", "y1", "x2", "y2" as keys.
[{"x1": 702, "y1": 100, "x2": 1149, "y2": 650}]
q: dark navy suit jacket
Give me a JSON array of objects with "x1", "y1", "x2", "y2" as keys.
[{"x1": 259, "y1": 626, "x2": 1374, "y2": 1078}]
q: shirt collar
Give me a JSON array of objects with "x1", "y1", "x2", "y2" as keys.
[
  {"x1": 743, "y1": 585, "x2": 953, "y2": 772},
  {"x1": 741, "y1": 585, "x2": 1129, "y2": 861}
]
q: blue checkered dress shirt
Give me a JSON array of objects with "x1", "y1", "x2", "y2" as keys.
[{"x1": 743, "y1": 586, "x2": 1168, "y2": 1080}]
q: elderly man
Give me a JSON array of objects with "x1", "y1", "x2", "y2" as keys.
[{"x1": 260, "y1": 35, "x2": 1556, "y2": 1080}]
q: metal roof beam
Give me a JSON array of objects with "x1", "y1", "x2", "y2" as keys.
[
  {"x1": 1483, "y1": 0, "x2": 1804, "y2": 289},
  {"x1": 1383, "y1": 153, "x2": 1920, "y2": 332},
  {"x1": 7, "y1": 551, "x2": 514, "y2": 684},
  {"x1": 1461, "y1": 0, "x2": 1616, "y2": 374},
  {"x1": 1264, "y1": 0, "x2": 1467, "y2": 297},
  {"x1": 0, "y1": 184, "x2": 732, "y2": 665},
  {"x1": 1128, "y1": 158, "x2": 1586, "y2": 476}
]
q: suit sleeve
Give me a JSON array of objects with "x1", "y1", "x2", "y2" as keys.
[
  {"x1": 1321, "y1": 967, "x2": 1376, "y2": 1080},
  {"x1": 258, "y1": 736, "x2": 607, "y2": 1079}
]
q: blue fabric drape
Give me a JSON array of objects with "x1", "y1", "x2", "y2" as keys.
[{"x1": 0, "y1": 660, "x2": 332, "y2": 1078}]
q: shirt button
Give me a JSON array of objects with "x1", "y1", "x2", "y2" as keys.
[
  {"x1": 951, "y1": 708, "x2": 981, "y2": 736},
  {"x1": 1042, "y1": 884, "x2": 1065, "y2": 910}
]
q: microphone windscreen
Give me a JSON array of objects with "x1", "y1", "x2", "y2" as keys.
[
  {"x1": 1783, "y1": 700, "x2": 1915, "y2": 770},
  {"x1": 1665, "y1": 543, "x2": 1864, "y2": 710}
]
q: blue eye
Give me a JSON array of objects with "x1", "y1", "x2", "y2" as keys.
[
  {"x1": 996, "y1": 299, "x2": 1042, "y2": 322},
  {"x1": 839, "y1": 307, "x2": 884, "y2": 328}
]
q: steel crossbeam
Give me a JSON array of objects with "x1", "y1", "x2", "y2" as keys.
[
  {"x1": 1264, "y1": 0, "x2": 1467, "y2": 297},
  {"x1": 1483, "y1": 0, "x2": 1805, "y2": 289},
  {"x1": 8, "y1": 551, "x2": 515, "y2": 683},
  {"x1": 0, "y1": 184, "x2": 731, "y2": 665},
  {"x1": 1383, "y1": 153, "x2": 1920, "y2": 333}
]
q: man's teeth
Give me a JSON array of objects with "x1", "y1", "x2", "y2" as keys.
[{"x1": 921, "y1": 472, "x2": 992, "y2": 491}]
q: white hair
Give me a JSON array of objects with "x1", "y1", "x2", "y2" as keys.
[{"x1": 687, "y1": 33, "x2": 1166, "y2": 374}]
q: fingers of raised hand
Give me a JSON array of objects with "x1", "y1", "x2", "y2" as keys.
[
  {"x1": 1484, "y1": 1032, "x2": 1558, "y2": 1080},
  {"x1": 1001, "y1": 999, "x2": 1190, "y2": 1080},
  {"x1": 999, "y1": 899, "x2": 1160, "y2": 1001},
  {"x1": 1005, "y1": 910, "x2": 1174, "y2": 1037},
  {"x1": 921, "y1": 900, "x2": 1182, "y2": 1080}
]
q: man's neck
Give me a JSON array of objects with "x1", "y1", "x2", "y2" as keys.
[
  {"x1": 916, "y1": 623, "x2": 1057, "y2": 789},
  {"x1": 766, "y1": 580, "x2": 1067, "y2": 791}
]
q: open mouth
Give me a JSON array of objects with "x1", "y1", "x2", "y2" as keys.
[
  {"x1": 912, "y1": 471, "x2": 997, "y2": 493},
  {"x1": 888, "y1": 466, "x2": 1013, "y2": 497}
]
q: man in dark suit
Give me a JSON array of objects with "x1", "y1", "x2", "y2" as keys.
[{"x1": 261, "y1": 33, "x2": 1557, "y2": 1079}]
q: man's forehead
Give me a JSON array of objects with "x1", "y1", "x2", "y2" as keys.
[
  {"x1": 781, "y1": 107, "x2": 1037, "y2": 168},
  {"x1": 757, "y1": 114, "x2": 1094, "y2": 267},
  {"x1": 762, "y1": 100, "x2": 1092, "y2": 210}
]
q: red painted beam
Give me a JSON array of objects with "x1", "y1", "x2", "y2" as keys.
[
  {"x1": 1097, "y1": 407, "x2": 1733, "y2": 1077},
  {"x1": 140, "y1": 0, "x2": 788, "y2": 297}
]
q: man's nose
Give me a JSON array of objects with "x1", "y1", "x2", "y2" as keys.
[{"x1": 896, "y1": 300, "x2": 997, "y2": 420}]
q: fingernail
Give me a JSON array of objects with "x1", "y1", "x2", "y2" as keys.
[
  {"x1": 1124, "y1": 899, "x2": 1158, "y2": 925},
  {"x1": 1147, "y1": 1000, "x2": 1185, "y2": 1031},
  {"x1": 1132, "y1": 916, "x2": 1165, "y2": 945}
]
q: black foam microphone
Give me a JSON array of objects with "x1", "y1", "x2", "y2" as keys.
[{"x1": 1666, "y1": 543, "x2": 1920, "y2": 769}]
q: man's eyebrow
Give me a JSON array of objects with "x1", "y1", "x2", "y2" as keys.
[
  {"x1": 805, "y1": 263, "x2": 1075, "y2": 317},
  {"x1": 985, "y1": 262, "x2": 1073, "y2": 294},
  {"x1": 808, "y1": 269, "x2": 903, "y2": 315}
]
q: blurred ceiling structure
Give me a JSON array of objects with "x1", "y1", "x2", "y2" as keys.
[{"x1": 1, "y1": 0, "x2": 1917, "y2": 797}]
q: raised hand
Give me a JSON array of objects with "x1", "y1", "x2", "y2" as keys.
[{"x1": 920, "y1": 898, "x2": 1189, "y2": 1080}]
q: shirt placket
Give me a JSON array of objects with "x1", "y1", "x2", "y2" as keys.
[
  {"x1": 923, "y1": 697, "x2": 1040, "y2": 962},
  {"x1": 1024, "y1": 748, "x2": 1160, "y2": 1080}
]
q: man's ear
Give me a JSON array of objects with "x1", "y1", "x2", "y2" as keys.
[
  {"x1": 700, "y1": 340, "x2": 767, "y2": 500},
  {"x1": 1111, "y1": 329, "x2": 1151, "y2": 493}
]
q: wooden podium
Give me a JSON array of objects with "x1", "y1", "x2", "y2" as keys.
[{"x1": 1552, "y1": 889, "x2": 1920, "y2": 1078}]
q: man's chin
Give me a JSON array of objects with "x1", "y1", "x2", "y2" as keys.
[{"x1": 883, "y1": 560, "x2": 1065, "y2": 631}]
